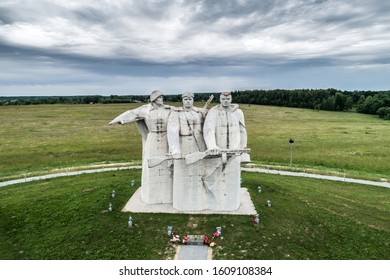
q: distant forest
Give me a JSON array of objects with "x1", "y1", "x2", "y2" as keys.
[{"x1": 1, "y1": 88, "x2": 389, "y2": 120}]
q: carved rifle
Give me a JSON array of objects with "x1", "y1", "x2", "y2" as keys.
[
  {"x1": 185, "y1": 148, "x2": 251, "y2": 165},
  {"x1": 203, "y1": 94, "x2": 214, "y2": 109},
  {"x1": 147, "y1": 154, "x2": 174, "y2": 168}
]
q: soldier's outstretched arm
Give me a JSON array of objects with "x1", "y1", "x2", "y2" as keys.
[{"x1": 108, "y1": 108, "x2": 143, "y2": 125}]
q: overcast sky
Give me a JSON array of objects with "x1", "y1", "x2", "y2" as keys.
[{"x1": 1, "y1": 0, "x2": 390, "y2": 96}]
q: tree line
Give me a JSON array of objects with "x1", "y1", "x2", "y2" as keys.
[
  {"x1": 1, "y1": 89, "x2": 389, "y2": 119},
  {"x1": 230, "y1": 89, "x2": 390, "y2": 119}
]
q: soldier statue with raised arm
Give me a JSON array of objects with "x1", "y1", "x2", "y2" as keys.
[{"x1": 109, "y1": 90, "x2": 173, "y2": 204}]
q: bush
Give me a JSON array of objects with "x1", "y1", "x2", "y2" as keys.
[{"x1": 377, "y1": 107, "x2": 390, "y2": 120}]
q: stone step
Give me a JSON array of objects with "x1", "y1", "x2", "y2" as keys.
[
  {"x1": 175, "y1": 245, "x2": 210, "y2": 260},
  {"x1": 185, "y1": 235, "x2": 205, "y2": 245}
]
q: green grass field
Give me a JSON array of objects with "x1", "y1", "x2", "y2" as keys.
[
  {"x1": 0, "y1": 103, "x2": 389, "y2": 181},
  {"x1": 0, "y1": 103, "x2": 389, "y2": 260},
  {"x1": 0, "y1": 169, "x2": 388, "y2": 260}
]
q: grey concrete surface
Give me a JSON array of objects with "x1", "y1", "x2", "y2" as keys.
[
  {"x1": 1, "y1": 165, "x2": 388, "y2": 189},
  {"x1": 176, "y1": 245, "x2": 210, "y2": 260},
  {"x1": 122, "y1": 187, "x2": 257, "y2": 215}
]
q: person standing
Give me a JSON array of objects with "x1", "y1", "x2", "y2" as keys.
[{"x1": 109, "y1": 90, "x2": 173, "y2": 204}]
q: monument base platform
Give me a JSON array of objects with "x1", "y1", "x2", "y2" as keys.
[{"x1": 122, "y1": 188, "x2": 257, "y2": 215}]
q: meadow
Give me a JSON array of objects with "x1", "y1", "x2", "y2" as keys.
[
  {"x1": 0, "y1": 103, "x2": 389, "y2": 181},
  {"x1": 0, "y1": 103, "x2": 389, "y2": 260}
]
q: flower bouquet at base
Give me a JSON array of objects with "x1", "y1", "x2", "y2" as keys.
[{"x1": 170, "y1": 232, "x2": 189, "y2": 245}]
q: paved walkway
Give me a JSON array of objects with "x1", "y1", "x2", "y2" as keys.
[
  {"x1": 241, "y1": 167, "x2": 390, "y2": 188},
  {"x1": 0, "y1": 166, "x2": 390, "y2": 188},
  {"x1": 0, "y1": 166, "x2": 141, "y2": 188},
  {"x1": 1, "y1": 165, "x2": 389, "y2": 188},
  {"x1": 175, "y1": 245, "x2": 210, "y2": 260}
]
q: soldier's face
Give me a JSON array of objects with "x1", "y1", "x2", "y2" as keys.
[
  {"x1": 154, "y1": 96, "x2": 164, "y2": 105},
  {"x1": 183, "y1": 96, "x2": 193, "y2": 108},
  {"x1": 220, "y1": 95, "x2": 232, "y2": 107}
]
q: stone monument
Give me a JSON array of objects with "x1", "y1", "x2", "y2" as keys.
[
  {"x1": 109, "y1": 90, "x2": 173, "y2": 204},
  {"x1": 167, "y1": 92, "x2": 208, "y2": 211},
  {"x1": 202, "y1": 91, "x2": 250, "y2": 211},
  {"x1": 110, "y1": 90, "x2": 253, "y2": 214}
]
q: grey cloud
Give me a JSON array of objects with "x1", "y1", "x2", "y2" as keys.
[
  {"x1": 186, "y1": 0, "x2": 278, "y2": 22},
  {"x1": 72, "y1": 7, "x2": 111, "y2": 25},
  {"x1": 0, "y1": 38, "x2": 343, "y2": 82},
  {"x1": 0, "y1": 1, "x2": 58, "y2": 23},
  {"x1": 0, "y1": 7, "x2": 14, "y2": 24},
  {"x1": 315, "y1": 1, "x2": 390, "y2": 25},
  {"x1": 179, "y1": 0, "x2": 279, "y2": 36},
  {"x1": 134, "y1": 0, "x2": 176, "y2": 17},
  {"x1": 172, "y1": 0, "x2": 335, "y2": 45},
  {"x1": 1, "y1": 0, "x2": 390, "y2": 95}
]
